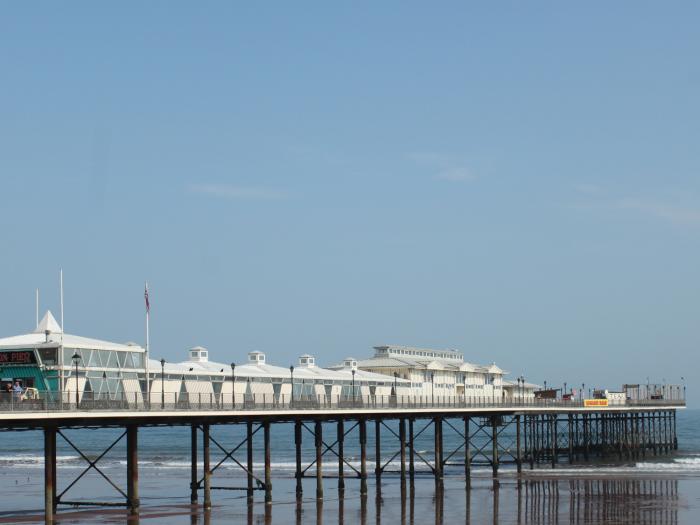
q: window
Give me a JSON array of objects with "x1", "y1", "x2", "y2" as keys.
[{"x1": 38, "y1": 348, "x2": 57, "y2": 365}]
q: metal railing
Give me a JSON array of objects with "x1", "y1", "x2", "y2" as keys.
[{"x1": 0, "y1": 390, "x2": 686, "y2": 413}]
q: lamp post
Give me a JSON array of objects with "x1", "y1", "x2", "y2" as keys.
[
  {"x1": 71, "y1": 352, "x2": 81, "y2": 407},
  {"x1": 231, "y1": 362, "x2": 236, "y2": 408},
  {"x1": 582, "y1": 383, "x2": 585, "y2": 401},
  {"x1": 431, "y1": 372, "x2": 435, "y2": 405},
  {"x1": 393, "y1": 372, "x2": 398, "y2": 404},
  {"x1": 290, "y1": 365, "x2": 295, "y2": 406},
  {"x1": 564, "y1": 382, "x2": 567, "y2": 400},
  {"x1": 160, "y1": 358, "x2": 165, "y2": 409},
  {"x1": 351, "y1": 369, "x2": 356, "y2": 405},
  {"x1": 682, "y1": 377, "x2": 686, "y2": 401}
]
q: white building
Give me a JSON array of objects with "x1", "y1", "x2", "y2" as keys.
[
  {"x1": 147, "y1": 348, "x2": 411, "y2": 405},
  {"x1": 338, "y1": 345, "x2": 506, "y2": 400},
  {"x1": 502, "y1": 379, "x2": 540, "y2": 400}
]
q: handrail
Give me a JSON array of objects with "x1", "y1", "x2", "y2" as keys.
[{"x1": 0, "y1": 390, "x2": 686, "y2": 414}]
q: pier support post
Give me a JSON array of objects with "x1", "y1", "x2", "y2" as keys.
[
  {"x1": 375, "y1": 419, "x2": 382, "y2": 483},
  {"x1": 529, "y1": 416, "x2": 535, "y2": 469},
  {"x1": 435, "y1": 416, "x2": 443, "y2": 483},
  {"x1": 190, "y1": 425, "x2": 198, "y2": 504},
  {"x1": 491, "y1": 415, "x2": 499, "y2": 477},
  {"x1": 337, "y1": 419, "x2": 345, "y2": 492},
  {"x1": 247, "y1": 421, "x2": 254, "y2": 502},
  {"x1": 516, "y1": 415, "x2": 522, "y2": 473},
  {"x1": 295, "y1": 420, "x2": 303, "y2": 498},
  {"x1": 550, "y1": 415, "x2": 557, "y2": 468},
  {"x1": 399, "y1": 418, "x2": 406, "y2": 490},
  {"x1": 359, "y1": 418, "x2": 368, "y2": 496},
  {"x1": 315, "y1": 420, "x2": 323, "y2": 500},
  {"x1": 673, "y1": 411, "x2": 678, "y2": 450},
  {"x1": 203, "y1": 423, "x2": 211, "y2": 509},
  {"x1": 264, "y1": 421, "x2": 272, "y2": 505},
  {"x1": 568, "y1": 414, "x2": 574, "y2": 464},
  {"x1": 126, "y1": 424, "x2": 139, "y2": 514},
  {"x1": 44, "y1": 426, "x2": 56, "y2": 523},
  {"x1": 408, "y1": 418, "x2": 415, "y2": 484},
  {"x1": 465, "y1": 415, "x2": 471, "y2": 486}
]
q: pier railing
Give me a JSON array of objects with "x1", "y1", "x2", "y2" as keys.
[{"x1": 0, "y1": 390, "x2": 686, "y2": 413}]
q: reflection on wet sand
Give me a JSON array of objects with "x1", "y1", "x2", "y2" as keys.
[
  {"x1": 309, "y1": 477, "x2": 678, "y2": 525},
  {"x1": 179, "y1": 475, "x2": 680, "y2": 525},
  {"x1": 522, "y1": 478, "x2": 679, "y2": 525}
]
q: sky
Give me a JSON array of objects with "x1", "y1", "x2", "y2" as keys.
[{"x1": 1, "y1": 2, "x2": 698, "y2": 402}]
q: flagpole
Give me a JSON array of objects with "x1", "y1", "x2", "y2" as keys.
[
  {"x1": 60, "y1": 269, "x2": 64, "y2": 402},
  {"x1": 145, "y1": 282, "x2": 150, "y2": 403}
]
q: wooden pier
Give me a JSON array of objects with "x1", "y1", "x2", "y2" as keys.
[{"x1": 0, "y1": 399, "x2": 684, "y2": 522}]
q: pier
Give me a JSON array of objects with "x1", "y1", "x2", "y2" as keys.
[{"x1": 0, "y1": 395, "x2": 684, "y2": 522}]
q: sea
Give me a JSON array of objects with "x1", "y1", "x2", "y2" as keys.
[{"x1": 0, "y1": 410, "x2": 698, "y2": 523}]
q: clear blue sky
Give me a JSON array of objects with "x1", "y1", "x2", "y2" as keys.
[{"x1": 1, "y1": 3, "x2": 698, "y2": 401}]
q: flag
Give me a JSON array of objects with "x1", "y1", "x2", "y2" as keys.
[{"x1": 144, "y1": 283, "x2": 150, "y2": 314}]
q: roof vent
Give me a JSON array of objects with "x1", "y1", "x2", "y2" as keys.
[
  {"x1": 189, "y1": 346, "x2": 208, "y2": 362},
  {"x1": 298, "y1": 354, "x2": 315, "y2": 368},
  {"x1": 248, "y1": 351, "x2": 265, "y2": 365}
]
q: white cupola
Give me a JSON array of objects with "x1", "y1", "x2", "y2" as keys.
[
  {"x1": 343, "y1": 357, "x2": 358, "y2": 371},
  {"x1": 248, "y1": 351, "x2": 265, "y2": 365},
  {"x1": 298, "y1": 354, "x2": 315, "y2": 367},
  {"x1": 189, "y1": 346, "x2": 209, "y2": 362}
]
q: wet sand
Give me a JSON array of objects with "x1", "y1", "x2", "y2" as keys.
[{"x1": 0, "y1": 468, "x2": 696, "y2": 524}]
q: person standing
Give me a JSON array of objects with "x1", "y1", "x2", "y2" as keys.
[{"x1": 12, "y1": 381, "x2": 23, "y2": 402}]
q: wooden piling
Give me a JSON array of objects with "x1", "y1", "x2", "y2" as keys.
[
  {"x1": 375, "y1": 419, "x2": 381, "y2": 482},
  {"x1": 464, "y1": 415, "x2": 472, "y2": 486},
  {"x1": 337, "y1": 419, "x2": 345, "y2": 492},
  {"x1": 568, "y1": 414, "x2": 574, "y2": 464},
  {"x1": 491, "y1": 415, "x2": 499, "y2": 477},
  {"x1": 190, "y1": 425, "x2": 198, "y2": 504},
  {"x1": 126, "y1": 424, "x2": 139, "y2": 514},
  {"x1": 203, "y1": 423, "x2": 211, "y2": 509},
  {"x1": 516, "y1": 415, "x2": 522, "y2": 473},
  {"x1": 408, "y1": 418, "x2": 415, "y2": 483},
  {"x1": 264, "y1": 421, "x2": 272, "y2": 505},
  {"x1": 295, "y1": 419, "x2": 303, "y2": 498},
  {"x1": 247, "y1": 421, "x2": 254, "y2": 502},
  {"x1": 399, "y1": 418, "x2": 406, "y2": 489},
  {"x1": 44, "y1": 426, "x2": 56, "y2": 523},
  {"x1": 315, "y1": 420, "x2": 323, "y2": 500},
  {"x1": 359, "y1": 418, "x2": 368, "y2": 496},
  {"x1": 435, "y1": 416, "x2": 443, "y2": 483}
]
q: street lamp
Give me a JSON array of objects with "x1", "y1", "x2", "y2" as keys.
[
  {"x1": 160, "y1": 358, "x2": 166, "y2": 409},
  {"x1": 231, "y1": 362, "x2": 236, "y2": 408},
  {"x1": 431, "y1": 372, "x2": 435, "y2": 405},
  {"x1": 682, "y1": 377, "x2": 686, "y2": 401},
  {"x1": 564, "y1": 382, "x2": 567, "y2": 400},
  {"x1": 393, "y1": 372, "x2": 398, "y2": 403},
  {"x1": 71, "y1": 352, "x2": 81, "y2": 407},
  {"x1": 290, "y1": 365, "x2": 295, "y2": 406},
  {"x1": 351, "y1": 369, "x2": 356, "y2": 404}
]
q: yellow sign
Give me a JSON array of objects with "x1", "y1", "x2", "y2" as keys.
[{"x1": 584, "y1": 399, "x2": 608, "y2": 407}]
